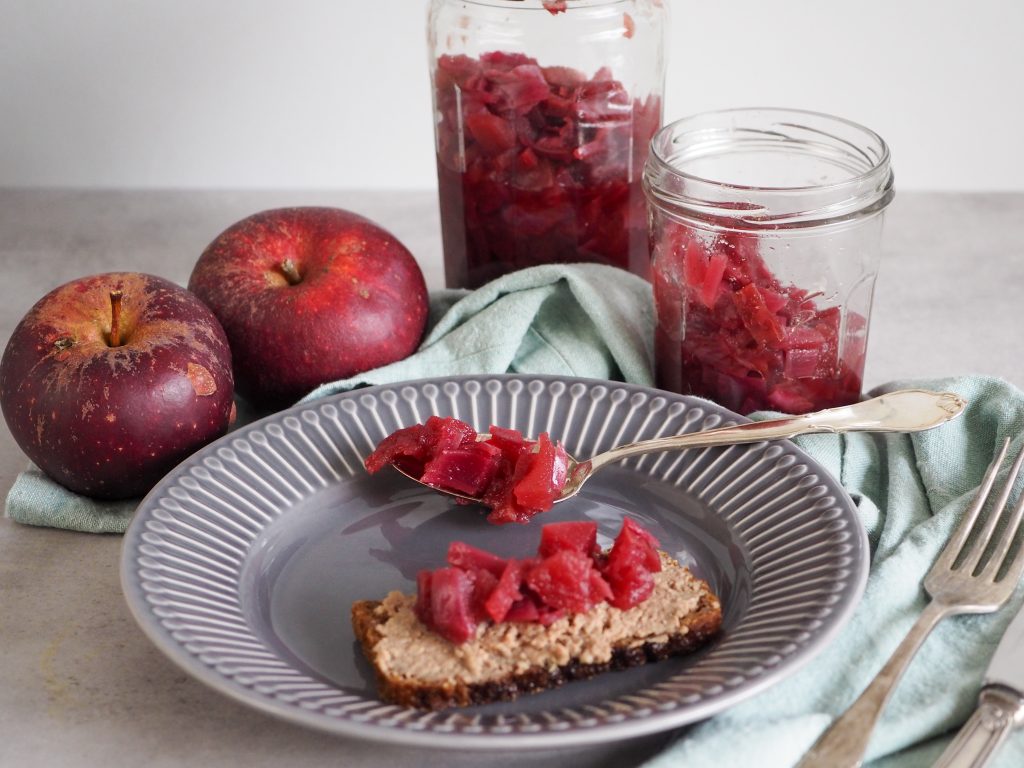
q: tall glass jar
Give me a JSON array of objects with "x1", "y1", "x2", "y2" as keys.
[
  {"x1": 643, "y1": 108, "x2": 895, "y2": 415},
  {"x1": 428, "y1": 0, "x2": 667, "y2": 288}
]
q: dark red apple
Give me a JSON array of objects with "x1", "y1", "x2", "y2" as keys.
[
  {"x1": 187, "y1": 207, "x2": 429, "y2": 408},
  {"x1": 0, "y1": 273, "x2": 235, "y2": 499}
]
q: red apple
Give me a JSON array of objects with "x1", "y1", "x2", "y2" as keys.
[
  {"x1": 0, "y1": 273, "x2": 235, "y2": 499},
  {"x1": 187, "y1": 207, "x2": 429, "y2": 408}
]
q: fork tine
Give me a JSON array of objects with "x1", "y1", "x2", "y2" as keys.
[
  {"x1": 961, "y1": 442, "x2": 1024, "y2": 575},
  {"x1": 980, "y1": 447, "x2": 1024, "y2": 581},
  {"x1": 985, "y1": 495, "x2": 1024, "y2": 583},
  {"x1": 997, "y1": 517, "x2": 1024, "y2": 585},
  {"x1": 933, "y1": 438, "x2": 1011, "y2": 573}
]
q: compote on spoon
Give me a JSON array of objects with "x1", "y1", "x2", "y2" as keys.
[{"x1": 388, "y1": 389, "x2": 966, "y2": 507}]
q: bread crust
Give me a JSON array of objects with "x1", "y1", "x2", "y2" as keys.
[{"x1": 352, "y1": 581, "x2": 722, "y2": 710}]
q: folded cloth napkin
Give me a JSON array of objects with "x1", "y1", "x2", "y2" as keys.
[
  {"x1": 645, "y1": 374, "x2": 1024, "y2": 768},
  {"x1": 4, "y1": 263, "x2": 655, "y2": 533}
]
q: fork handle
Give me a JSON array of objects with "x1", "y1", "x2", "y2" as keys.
[
  {"x1": 932, "y1": 685, "x2": 1024, "y2": 768},
  {"x1": 795, "y1": 601, "x2": 951, "y2": 768}
]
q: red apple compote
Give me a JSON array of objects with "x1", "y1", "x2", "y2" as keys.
[{"x1": 428, "y1": 0, "x2": 667, "y2": 288}]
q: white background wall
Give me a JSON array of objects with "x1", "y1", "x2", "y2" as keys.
[{"x1": 1, "y1": 0, "x2": 1021, "y2": 191}]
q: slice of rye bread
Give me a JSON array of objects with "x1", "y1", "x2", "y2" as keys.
[{"x1": 351, "y1": 552, "x2": 723, "y2": 710}]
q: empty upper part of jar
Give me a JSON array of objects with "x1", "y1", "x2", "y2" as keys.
[
  {"x1": 643, "y1": 108, "x2": 894, "y2": 230},
  {"x1": 428, "y1": 0, "x2": 666, "y2": 106}
]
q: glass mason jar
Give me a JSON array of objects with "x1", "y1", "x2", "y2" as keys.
[
  {"x1": 428, "y1": 0, "x2": 668, "y2": 288},
  {"x1": 643, "y1": 108, "x2": 894, "y2": 415}
]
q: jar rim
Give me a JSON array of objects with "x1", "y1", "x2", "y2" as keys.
[
  {"x1": 644, "y1": 107, "x2": 894, "y2": 229},
  {"x1": 649, "y1": 107, "x2": 891, "y2": 193},
  {"x1": 457, "y1": 0, "x2": 632, "y2": 9}
]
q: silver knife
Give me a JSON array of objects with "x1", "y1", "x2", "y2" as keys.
[{"x1": 933, "y1": 601, "x2": 1024, "y2": 767}]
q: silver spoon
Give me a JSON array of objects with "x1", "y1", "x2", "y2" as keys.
[{"x1": 394, "y1": 389, "x2": 966, "y2": 505}]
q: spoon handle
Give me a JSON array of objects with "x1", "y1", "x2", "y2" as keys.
[{"x1": 588, "y1": 389, "x2": 965, "y2": 472}]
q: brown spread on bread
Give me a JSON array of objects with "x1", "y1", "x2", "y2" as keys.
[{"x1": 352, "y1": 553, "x2": 722, "y2": 710}]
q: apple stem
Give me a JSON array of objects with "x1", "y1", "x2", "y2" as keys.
[
  {"x1": 109, "y1": 290, "x2": 123, "y2": 347},
  {"x1": 279, "y1": 259, "x2": 302, "y2": 285}
]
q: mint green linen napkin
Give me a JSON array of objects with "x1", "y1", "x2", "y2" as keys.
[
  {"x1": 4, "y1": 263, "x2": 655, "y2": 533},
  {"x1": 645, "y1": 374, "x2": 1024, "y2": 768}
]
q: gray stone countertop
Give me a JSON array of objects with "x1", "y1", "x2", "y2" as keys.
[{"x1": 0, "y1": 189, "x2": 1021, "y2": 767}]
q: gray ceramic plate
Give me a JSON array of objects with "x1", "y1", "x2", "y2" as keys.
[{"x1": 121, "y1": 374, "x2": 868, "y2": 749}]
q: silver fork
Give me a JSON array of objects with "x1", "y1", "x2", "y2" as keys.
[{"x1": 796, "y1": 438, "x2": 1024, "y2": 768}]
